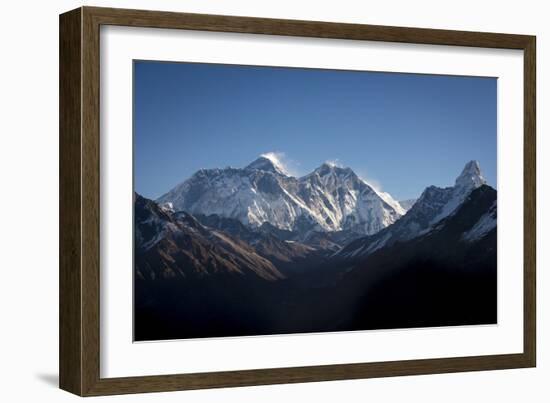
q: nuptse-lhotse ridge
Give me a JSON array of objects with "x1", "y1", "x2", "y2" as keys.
[{"x1": 134, "y1": 156, "x2": 497, "y2": 340}]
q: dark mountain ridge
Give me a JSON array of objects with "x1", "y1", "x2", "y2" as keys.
[
  {"x1": 135, "y1": 175, "x2": 497, "y2": 340},
  {"x1": 134, "y1": 193, "x2": 283, "y2": 282},
  {"x1": 329, "y1": 185, "x2": 497, "y2": 330}
]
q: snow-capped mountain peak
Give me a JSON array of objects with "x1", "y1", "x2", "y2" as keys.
[
  {"x1": 308, "y1": 163, "x2": 405, "y2": 217},
  {"x1": 313, "y1": 162, "x2": 351, "y2": 176},
  {"x1": 455, "y1": 160, "x2": 486, "y2": 190},
  {"x1": 430, "y1": 160, "x2": 488, "y2": 224},
  {"x1": 245, "y1": 153, "x2": 288, "y2": 176},
  {"x1": 335, "y1": 161, "x2": 493, "y2": 260},
  {"x1": 157, "y1": 156, "x2": 404, "y2": 237}
]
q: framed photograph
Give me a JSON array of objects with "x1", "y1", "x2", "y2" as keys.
[{"x1": 59, "y1": 6, "x2": 536, "y2": 396}]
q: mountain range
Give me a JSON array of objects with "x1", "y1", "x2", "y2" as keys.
[
  {"x1": 135, "y1": 157, "x2": 497, "y2": 341},
  {"x1": 157, "y1": 155, "x2": 406, "y2": 239},
  {"x1": 336, "y1": 160, "x2": 489, "y2": 259}
]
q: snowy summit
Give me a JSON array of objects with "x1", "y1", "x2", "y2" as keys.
[
  {"x1": 245, "y1": 153, "x2": 288, "y2": 176},
  {"x1": 156, "y1": 154, "x2": 405, "y2": 236}
]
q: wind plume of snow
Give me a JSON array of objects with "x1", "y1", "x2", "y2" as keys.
[
  {"x1": 260, "y1": 152, "x2": 300, "y2": 177},
  {"x1": 325, "y1": 159, "x2": 343, "y2": 168},
  {"x1": 356, "y1": 171, "x2": 383, "y2": 193}
]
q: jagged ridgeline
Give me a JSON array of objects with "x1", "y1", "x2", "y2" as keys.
[
  {"x1": 135, "y1": 158, "x2": 496, "y2": 341},
  {"x1": 156, "y1": 155, "x2": 406, "y2": 237}
]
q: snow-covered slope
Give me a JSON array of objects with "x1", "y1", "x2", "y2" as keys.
[
  {"x1": 430, "y1": 160, "x2": 487, "y2": 224},
  {"x1": 157, "y1": 157, "x2": 405, "y2": 236},
  {"x1": 335, "y1": 161, "x2": 490, "y2": 259},
  {"x1": 462, "y1": 200, "x2": 497, "y2": 242},
  {"x1": 297, "y1": 163, "x2": 405, "y2": 235}
]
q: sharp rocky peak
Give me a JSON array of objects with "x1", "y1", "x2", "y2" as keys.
[{"x1": 455, "y1": 160, "x2": 486, "y2": 190}]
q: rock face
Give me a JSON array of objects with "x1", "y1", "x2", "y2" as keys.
[
  {"x1": 156, "y1": 157, "x2": 405, "y2": 237},
  {"x1": 134, "y1": 193, "x2": 284, "y2": 282}
]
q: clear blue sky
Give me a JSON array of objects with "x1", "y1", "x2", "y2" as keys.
[{"x1": 134, "y1": 61, "x2": 496, "y2": 201}]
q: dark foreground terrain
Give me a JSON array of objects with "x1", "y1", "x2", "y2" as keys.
[{"x1": 134, "y1": 185, "x2": 497, "y2": 341}]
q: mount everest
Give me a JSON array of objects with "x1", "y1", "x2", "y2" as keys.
[{"x1": 157, "y1": 155, "x2": 405, "y2": 238}]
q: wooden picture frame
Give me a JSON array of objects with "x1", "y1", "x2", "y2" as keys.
[{"x1": 59, "y1": 6, "x2": 536, "y2": 396}]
